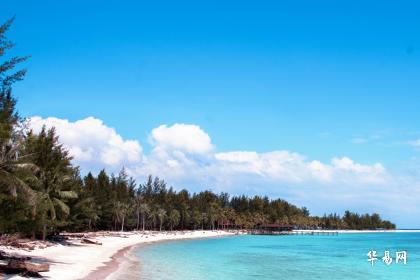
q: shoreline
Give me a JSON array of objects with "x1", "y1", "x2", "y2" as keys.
[
  {"x1": 0, "y1": 230, "x2": 238, "y2": 280},
  {"x1": 98, "y1": 233, "x2": 239, "y2": 280},
  {"x1": 1, "y1": 229, "x2": 419, "y2": 279},
  {"x1": 84, "y1": 242, "x2": 141, "y2": 280},
  {"x1": 84, "y1": 231, "x2": 239, "y2": 280}
]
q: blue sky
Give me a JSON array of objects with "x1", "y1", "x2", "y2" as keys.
[{"x1": 2, "y1": 1, "x2": 420, "y2": 227}]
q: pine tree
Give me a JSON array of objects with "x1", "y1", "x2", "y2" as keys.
[
  {"x1": 0, "y1": 18, "x2": 28, "y2": 92},
  {"x1": 0, "y1": 17, "x2": 33, "y2": 200}
]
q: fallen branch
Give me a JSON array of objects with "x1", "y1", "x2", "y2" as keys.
[
  {"x1": 81, "y1": 238, "x2": 102, "y2": 245},
  {"x1": 0, "y1": 259, "x2": 49, "y2": 276},
  {"x1": 0, "y1": 250, "x2": 31, "y2": 261}
]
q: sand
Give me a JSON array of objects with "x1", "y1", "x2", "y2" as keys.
[{"x1": 0, "y1": 230, "x2": 237, "y2": 280}]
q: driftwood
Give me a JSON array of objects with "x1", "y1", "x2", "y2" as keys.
[
  {"x1": 0, "y1": 235, "x2": 49, "y2": 251},
  {"x1": 0, "y1": 250, "x2": 31, "y2": 261},
  {"x1": 7, "y1": 241, "x2": 36, "y2": 251},
  {"x1": 0, "y1": 259, "x2": 49, "y2": 277},
  {"x1": 0, "y1": 250, "x2": 49, "y2": 277},
  {"x1": 7, "y1": 259, "x2": 49, "y2": 272},
  {"x1": 81, "y1": 238, "x2": 102, "y2": 245},
  {"x1": 61, "y1": 233, "x2": 85, "y2": 238},
  {"x1": 49, "y1": 235, "x2": 69, "y2": 242}
]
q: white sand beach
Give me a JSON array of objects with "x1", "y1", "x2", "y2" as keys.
[{"x1": 0, "y1": 230, "x2": 237, "y2": 280}]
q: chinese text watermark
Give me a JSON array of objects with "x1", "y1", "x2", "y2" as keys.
[{"x1": 367, "y1": 250, "x2": 407, "y2": 266}]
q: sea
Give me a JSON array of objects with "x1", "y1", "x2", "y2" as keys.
[{"x1": 128, "y1": 232, "x2": 420, "y2": 280}]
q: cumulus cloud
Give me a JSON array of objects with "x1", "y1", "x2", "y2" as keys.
[
  {"x1": 29, "y1": 116, "x2": 143, "y2": 172},
  {"x1": 330, "y1": 157, "x2": 386, "y2": 184},
  {"x1": 27, "y1": 116, "x2": 387, "y2": 186},
  {"x1": 150, "y1": 124, "x2": 213, "y2": 155},
  {"x1": 216, "y1": 151, "x2": 310, "y2": 183},
  {"x1": 215, "y1": 152, "x2": 386, "y2": 185}
]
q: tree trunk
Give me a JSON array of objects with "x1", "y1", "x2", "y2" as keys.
[
  {"x1": 142, "y1": 215, "x2": 145, "y2": 231},
  {"x1": 136, "y1": 211, "x2": 140, "y2": 230},
  {"x1": 31, "y1": 205, "x2": 37, "y2": 240},
  {"x1": 121, "y1": 216, "x2": 125, "y2": 232},
  {"x1": 42, "y1": 224, "x2": 47, "y2": 241}
]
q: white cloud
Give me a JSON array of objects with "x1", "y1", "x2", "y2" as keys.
[
  {"x1": 29, "y1": 116, "x2": 143, "y2": 172},
  {"x1": 150, "y1": 124, "x2": 213, "y2": 155},
  {"x1": 214, "y1": 152, "x2": 386, "y2": 185},
  {"x1": 330, "y1": 157, "x2": 386, "y2": 184},
  {"x1": 308, "y1": 160, "x2": 333, "y2": 182},
  {"x1": 27, "y1": 117, "x2": 388, "y2": 186},
  {"x1": 216, "y1": 151, "x2": 309, "y2": 183}
]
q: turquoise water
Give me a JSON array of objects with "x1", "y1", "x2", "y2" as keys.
[{"x1": 134, "y1": 233, "x2": 420, "y2": 280}]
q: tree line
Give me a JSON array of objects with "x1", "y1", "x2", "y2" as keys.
[{"x1": 0, "y1": 18, "x2": 396, "y2": 240}]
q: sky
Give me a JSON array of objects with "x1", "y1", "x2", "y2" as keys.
[{"x1": 2, "y1": 0, "x2": 420, "y2": 228}]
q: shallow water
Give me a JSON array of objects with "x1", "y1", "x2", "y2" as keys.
[{"x1": 131, "y1": 233, "x2": 420, "y2": 280}]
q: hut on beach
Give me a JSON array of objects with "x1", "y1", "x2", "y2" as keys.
[{"x1": 251, "y1": 223, "x2": 293, "y2": 235}]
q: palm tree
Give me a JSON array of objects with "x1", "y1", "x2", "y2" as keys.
[
  {"x1": 200, "y1": 212, "x2": 207, "y2": 230},
  {"x1": 191, "y1": 209, "x2": 201, "y2": 230},
  {"x1": 34, "y1": 171, "x2": 78, "y2": 240},
  {"x1": 157, "y1": 208, "x2": 166, "y2": 231},
  {"x1": 149, "y1": 210, "x2": 158, "y2": 230},
  {"x1": 0, "y1": 142, "x2": 39, "y2": 237},
  {"x1": 113, "y1": 201, "x2": 130, "y2": 232},
  {"x1": 133, "y1": 196, "x2": 142, "y2": 230},
  {"x1": 0, "y1": 90, "x2": 37, "y2": 205},
  {"x1": 139, "y1": 203, "x2": 150, "y2": 231},
  {"x1": 72, "y1": 196, "x2": 99, "y2": 231},
  {"x1": 168, "y1": 209, "x2": 180, "y2": 231},
  {"x1": 207, "y1": 202, "x2": 220, "y2": 230},
  {"x1": 0, "y1": 142, "x2": 37, "y2": 202}
]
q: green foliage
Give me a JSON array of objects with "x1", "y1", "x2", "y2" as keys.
[
  {"x1": 22, "y1": 128, "x2": 79, "y2": 239},
  {"x1": 0, "y1": 18, "x2": 29, "y2": 91}
]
